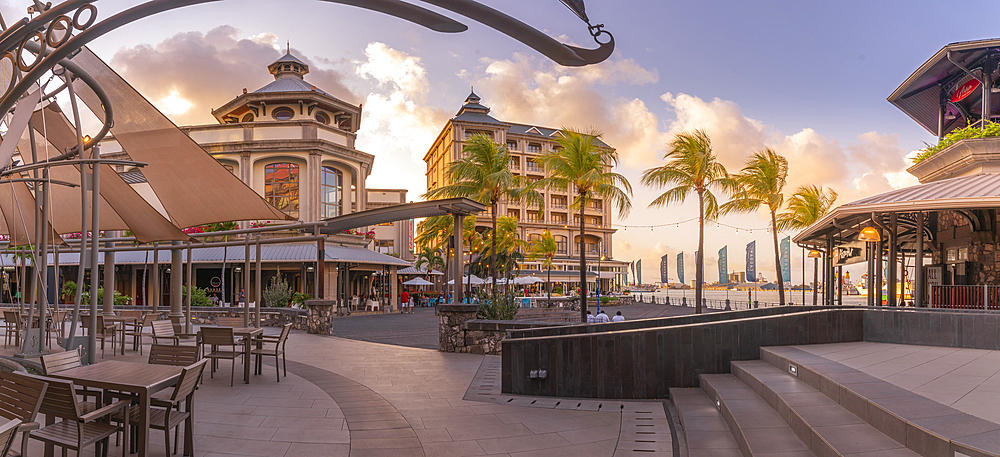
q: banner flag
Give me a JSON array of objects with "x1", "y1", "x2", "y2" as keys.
[
  {"x1": 630, "y1": 261, "x2": 636, "y2": 284},
  {"x1": 719, "y1": 246, "x2": 728, "y2": 284},
  {"x1": 636, "y1": 259, "x2": 642, "y2": 285},
  {"x1": 677, "y1": 252, "x2": 685, "y2": 285},
  {"x1": 780, "y1": 236, "x2": 791, "y2": 282},
  {"x1": 660, "y1": 254, "x2": 669, "y2": 284},
  {"x1": 746, "y1": 241, "x2": 756, "y2": 282}
]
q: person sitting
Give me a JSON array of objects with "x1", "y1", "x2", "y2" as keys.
[
  {"x1": 596, "y1": 310, "x2": 610, "y2": 323},
  {"x1": 612, "y1": 311, "x2": 625, "y2": 322},
  {"x1": 586, "y1": 310, "x2": 596, "y2": 323}
]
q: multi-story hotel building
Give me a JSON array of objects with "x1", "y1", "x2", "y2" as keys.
[{"x1": 423, "y1": 92, "x2": 628, "y2": 291}]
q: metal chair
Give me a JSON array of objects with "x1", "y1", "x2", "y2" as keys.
[
  {"x1": 201, "y1": 327, "x2": 245, "y2": 387},
  {"x1": 252, "y1": 323, "x2": 292, "y2": 382},
  {"x1": 0, "y1": 372, "x2": 48, "y2": 457},
  {"x1": 80, "y1": 315, "x2": 118, "y2": 358},
  {"x1": 27, "y1": 374, "x2": 129, "y2": 457}
]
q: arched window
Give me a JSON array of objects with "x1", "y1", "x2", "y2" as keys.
[
  {"x1": 315, "y1": 112, "x2": 330, "y2": 125},
  {"x1": 554, "y1": 235, "x2": 568, "y2": 254},
  {"x1": 272, "y1": 107, "x2": 294, "y2": 121},
  {"x1": 241, "y1": 113, "x2": 254, "y2": 123},
  {"x1": 264, "y1": 163, "x2": 300, "y2": 218},
  {"x1": 321, "y1": 166, "x2": 343, "y2": 218},
  {"x1": 527, "y1": 233, "x2": 542, "y2": 243}
]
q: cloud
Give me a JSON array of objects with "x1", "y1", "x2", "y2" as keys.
[
  {"x1": 109, "y1": 26, "x2": 359, "y2": 126},
  {"x1": 354, "y1": 42, "x2": 450, "y2": 197}
]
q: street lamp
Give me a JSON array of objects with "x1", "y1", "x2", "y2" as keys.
[{"x1": 592, "y1": 244, "x2": 605, "y2": 314}]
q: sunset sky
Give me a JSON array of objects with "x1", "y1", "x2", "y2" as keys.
[{"x1": 4, "y1": 0, "x2": 996, "y2": 284}]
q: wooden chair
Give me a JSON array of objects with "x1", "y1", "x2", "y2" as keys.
[
  {"x1": 39, "y1": 351, "x2": 103, "y2": 405},
  {"x1": 215, "y1": 317, "x2": 244, "y2": 327},
  {"x1": 0, "y1": 372, "x2": 48, "y2": 457},
  {"x1": 47, "y1": 311, "x2": 68, "y2": 342},
  {"x1": 148, "y1": 344, "x2": 200, "y2": 367},
  {"x1": 27, "y1": 374, "x2": 129, "y2": 457},
  {"x1": 80, "y1": 315, "x2": 118, "y2": 358},
  {"x1": 201, "y1": 327, "x2": 245, "y2": 387},
  {"x1": 126, "y1": 314, "x2": 158, "y2": 355},
  {"x1": 0, "y1": 418, "x2": 21, "y2": 457},
  {"x1": 252, "y1": 323, "x2": 292, "y2": 382},
  {"x1": 2, "y1": 310, "x2": 22, "y2": 347},
  {"x1": 114, "y1": 360, "x2": 207, "y2": 457},
  {"x1": 150, "y1": 320, "x2": 198, "y2": 346}
]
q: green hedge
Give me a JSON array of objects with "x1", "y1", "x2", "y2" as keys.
[{"x1": 914, "y1": 121, "x2": 1000, "y2": 163}]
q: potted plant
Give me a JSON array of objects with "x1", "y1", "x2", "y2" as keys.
[{"x1": 61, "y1": 281, "x2": 76, "y2": 304}]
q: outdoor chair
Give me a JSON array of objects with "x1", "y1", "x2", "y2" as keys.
[
  {"x1": 0, "y1": 371, "x2": 48, "y2": 457},
  {"x1": 48, "y1": 311, "x2": 68, "y2": 341},
  {"x1": 80, "y1": 315, "x2": 118, "y2": 358},
  {"x1": 126, "y1": 314, "x2": 158, "y2": 354},
  {"x1": 40, "y1": 351, "x2": 104, "y2": 406},
  {"x1": 252, "y1": 323, "x2": 292, "y2": 382},
  {"x1": 201, "y1": 327, "x2": 245, "y2": 387},
  {"x1": 148, "y1": 344, "x2": 200, "y2": 367},
  {"x1": 27, "y1": 374, "x2": 130, "y2": 457},
  {"x1": 110, "y1": 359, "x2": 206, "y2": 456},
  {"x1": 0, "y1": 418, "x2": 21, "y2": 457},
  {"x1": 2, "y1": 311, "x2": 21, "y2": 347},
  {"x1": 365, "y1": 299, "x2": 380, "y2": 312},
  {"x1": 151, "y1": 320, "x2": 198, "y2": 346}
]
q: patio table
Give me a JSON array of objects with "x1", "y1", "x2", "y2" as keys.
[
  {"x1": 104, "y1": 315, "x2": 138, "y2": 355},
  {"x1": 48, "y1": 360, "x2": 183, "y2": 457},
  {"x1": 200, "y1": 326, "x2": 263, "y2": 384}
]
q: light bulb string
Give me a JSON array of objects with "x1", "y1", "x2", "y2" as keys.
[{"x1": 613, "y1": 218, "x2": 774, "y2": 233}]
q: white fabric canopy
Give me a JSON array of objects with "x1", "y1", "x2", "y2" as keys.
[
  {"x1": 402, "y1": 277, "x2": 434, "y2": 286},
  {"x1": 447, "y1": 275, "x2": 485, "y2": 285},
  {"x1": 515, "y1": 276, "x2": 545, "y2": 285}
]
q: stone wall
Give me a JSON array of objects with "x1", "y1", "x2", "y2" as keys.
[
  {"x1": 153, "y1": 308, "x2": 308, "y2": 331},
  {"x1": 438, "y1": 304, "x2": 479, "y2": 352},
  {"x1": 438, "y1": 304, "x2": 571, "y2": 355}
]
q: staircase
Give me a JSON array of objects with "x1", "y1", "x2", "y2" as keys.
[{"x1": 671, "y1": 344, "x2": 1000, "y2": 456}]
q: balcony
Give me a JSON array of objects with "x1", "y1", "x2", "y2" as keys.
[{"x1": 525, "y1": 164, "x2": 544, "y2": 174}]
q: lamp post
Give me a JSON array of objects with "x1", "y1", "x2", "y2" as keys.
[
  {"x1": 593, "y1": 244, "x2": 605, "y2": 314},
  {"x1": 807, "y1": 250, "x2": 822, "y2": 306},
  {"x1": 858, "y1": 226, "x2": 882, "y2": 306}
]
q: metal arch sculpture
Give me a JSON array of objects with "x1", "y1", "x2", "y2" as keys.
[{"x1": 0, "y1": 0, "x2": 615, "y2": 126}]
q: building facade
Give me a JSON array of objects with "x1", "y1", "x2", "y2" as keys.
[{"x1": 423, "y1": 92, "x2": 627, "y2": 291}]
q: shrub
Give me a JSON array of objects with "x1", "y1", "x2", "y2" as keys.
[
  {"x1": 552, "y1": 285, "x2": 564, "y2": 295},
  {"x1": 61, "y1": 281, "x2": 76, "y2": 300},
  {"x1": 80, "y1": 287, "x2": 132, "y2": 306},
  {"x1": 291, "y1": 292, "x2": 310, "y2": 308},
  {"x1": 182, "y1": 286, "x2": 212, "y2": 307},
  {"x1": 914, "y1": 121, "x2": 1000, "y2": 163},
  {"x1": 263, "y1": 276, "x2": 294, "y2": 307},
  {"x1": 475, "y1": 292, "x2": 519, "y2": 320}
]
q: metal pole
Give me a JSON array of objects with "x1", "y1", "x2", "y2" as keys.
[
  {"x1": 867, "y1": 241, "x2": 874, "y2": 307},
  {"x1": 801, "y1": 247, "x2": 805, "y2": 305},
  {"x1": 826, "y1": 237, "x2": 833, "y2": 306},
  {"x1": 453, "y1": 215, "x2": 463, "y2": 304},
  {"x1": 254, "y1": 235, "x2": 262, "y2": 327},
  {"x1": 244, "y1": 236, "x2": 251, "y2": 308},
  {"x1": 88, "y1": 148, "x2": 100, "y2": 364},
  {"x1": 151, "y1": 242, "x2": 158, "y2": 311},
  {"x1": 185, "y1": 243, "x2": 192, "y2": 334},
  {"x1": 837, "y1": 266, "x2": 843, "y2": 305},
  {"x1": 876, "y1": 235, "x2": 883, "y2": 306},
  {"x1": 316, "y1": 226, "x2": 324, "y2": 299},
  {"x1": 889, "y1": 213, "x2": 898, "y2": 307},
  {"x1": 916, "y1": 212, "x2": 925, "y2": 307},
  {"x1": 64, "y1": 77, "x2": 87, "y2": 351}
]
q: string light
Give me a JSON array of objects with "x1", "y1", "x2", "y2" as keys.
[{"x1": 611, "y1": 218, "x2": 771, "y2": 233}]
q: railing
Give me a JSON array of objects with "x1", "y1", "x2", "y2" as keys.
[
  {"x1": 632, "y1": 293, "x2": 783, "y2": 310},
  {"x1": 525, "y1": 165, "x2": 544, "y2": 173},
  {"x1": 930, "y1": 285, "x2": 1000, "y2": 310},
  {"x1": 550, "y1": 203, "x2": 568, "y2": 209}
]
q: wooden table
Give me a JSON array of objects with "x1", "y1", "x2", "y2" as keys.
[
  {"x1": 200, "y1": 326, "x2": 263, "y2": 384},
  {"x1": 105, "y1": 315, "x2": 138, "y2": 355},
  {"x1": 49, "y1": 360, "x2": 183, "y2": 457}
]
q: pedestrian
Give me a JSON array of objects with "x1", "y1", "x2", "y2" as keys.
[
  {"x1": 596, "y1": 310, "x2": 610, "y2": 323},
  {"x1": 238, "y1": 288, "x2": 246, "y2": 307},
  {"x1": 612, "y1": 311, "x2": 625, "y2": 322},
  {"x1": 586, "y1": 310, "x2": 595, "y2": 323},
  {"x1": 400, "y1": 289, "x2": 409, "y2": 313}
]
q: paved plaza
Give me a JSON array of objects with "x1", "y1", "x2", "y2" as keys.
[{"x1": 2, "y1": 308, "x2": 678, "y2": 457}]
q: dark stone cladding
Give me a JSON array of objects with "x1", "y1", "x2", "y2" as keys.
[
  {"x1": 864, "y1": 307, "x2": 1000, "y2": 349},
  {"x1": 502, "y1": 308, "x2": 864, "y2": 399}
]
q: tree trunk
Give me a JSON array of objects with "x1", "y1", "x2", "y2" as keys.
[
  {"x1": 579, "y1": 193, "x2": 588, "y2": 322},
  {"x1": 491, "y1": 201, "x2": 498, "y2": 297},
  {"x1": 696, "y1": 191, "x2": 704, "y2": 314},
  {"x1": 771, "y1": 210, "x2": 785, "y2": 306},
  {"x1": 547, "y1": 258, "x2": 552, "y2": 307}
]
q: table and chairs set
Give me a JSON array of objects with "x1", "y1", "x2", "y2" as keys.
[{"x1": 0, "y1": 311, "x2": 294, "y2": 456}]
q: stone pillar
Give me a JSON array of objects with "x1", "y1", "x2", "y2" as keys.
[
  {"x1": 438, "y1": 304, "x2": 479, "y2": 352},
  {"x1": 304, "y1": 299, "x2": 334, "y2": 335},
  {"x1": 390, "y1": 266, "x2": 398, "y2": 312},
  {"x1": 170, "y1": 241, "x2": 184, "y2": 331},
  {"x1": 102, "y1": 240, "x2": 115, "y2": 317}
]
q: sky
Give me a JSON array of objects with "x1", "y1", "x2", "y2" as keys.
[{"x1": 3, "y1": 0, "x2": 998, "y2": 285}]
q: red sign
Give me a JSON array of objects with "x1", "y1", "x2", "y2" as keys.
[{"x1": 951, "y1": 79, "x2": 981, "y2": 103}]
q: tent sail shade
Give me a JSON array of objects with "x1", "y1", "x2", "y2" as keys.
[
  {"x1": 21, "y1": 105, "x2": 191, "y2": 243},
  {"x1": 402, "y1": 277, "x2": 434, "y2": 286},
  {"x1": 68, "y1": 47, "x2": 292, "y2": 228},
  {"x1": 0, "y1": 181, "x2": 62, "y2": 246}
]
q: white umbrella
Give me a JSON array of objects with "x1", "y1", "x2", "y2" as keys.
[
  {"x1": 447, "y1": 275, "x2": 485, "y2": 285},
  {"x1": 515, "y1": 276, "x2": 545, "y2": 285},
  {"x1": 403, "y1": 277, "x2": 434, "y2": 286}
]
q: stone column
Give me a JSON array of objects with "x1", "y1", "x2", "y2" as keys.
[
  {"x1": 170, "y1": 241, "x2": 184, "y2": 331},
  {"x1": 438, "y1": 304, "x2": 479, "y2": 352},
  {"x1": 390, "y1": 266, "x2": 398, "y2": 312},
  {"x1": 304, "y1": 299, "x2": 334, "y2": 335},
  {"x1": 102, "y1": 239, "x2": 115, "y2": 317}
]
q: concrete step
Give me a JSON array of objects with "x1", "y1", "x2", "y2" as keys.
[
  {"x1": 669, "y1": 387, "x2": 741, "y2": 457},
  {"x1": 732, "y1": 359, "x2": 919, "y2": 457},
  {"x1": 760, "y1": 345, "x2": 1000, "y2": 457},
  {"x1": 699, "y1": 373, "x2": 817, "y2": 457}
]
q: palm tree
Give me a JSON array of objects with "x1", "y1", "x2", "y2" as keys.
[
  {"x1": 527, "y1": 231, "x2": 558, "y2": 306},
  {"x1": 642, "y1": 130, "x2": 735, "y2": 314},
  {"x1": 719, "y1": 148, "x2": 789, "y2": 305},
  {"x1": 777, "y1": 185, "x2": 838, "y2": 305},
  {"x1": 415, "y1": 246, "x2": 445, "y2": 294},
  {"x1": 416, "y1": 215, "x2": 482, "y2": 299},
  {"x1": 424, "y1": 134, "x2": 540, "y2": 293},
  {"x1": 536, "y1": 129, "x2": 632, "y2": 322}
]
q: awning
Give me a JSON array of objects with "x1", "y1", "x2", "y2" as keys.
[
  {"x1": 320, "y1": 198, "x2": 485, "y2": 234},
  {"x1": 397, "y1": 266, "x2": 443, "y2": 275},
  {"x1": 793, "y1": 172, "x2": 1000, "y2": 245}
]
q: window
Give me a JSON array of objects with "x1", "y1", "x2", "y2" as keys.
[
  {"x1": 528, "y1": 233, "x2": 542, "y2": 243},
  {"x1": 527, "y1": 143, "x2": 541, "y2": 153},
  {"x1": 551, "y1": 213, "x2": 567, "y2": 223},
  {"x1": 375, "y1": 240, "x2": 394, "y2": 254},
  {"x1": 525, "y1": 211, "x2": 541, "y2": 222},
  {"x1": 509, "y1": 157, "x2": 520, "y2": 170},
  {"x1": 526, "y1": 159, "x2": 542, "y2": 173},
  {"x1": 507, "y1": 209, "x2": 519, "y2": 219},
  {"x1": 958, "y1": 247, "x2": 969, "y2": 261},
  {"x1": 315, "y1": 112, "x2": 330, "y2": 124},
  {"x1": 551, "y1": 197, "x2": 567, "y2": 208},
  {"x1": 321, "y1": 166, "x2": 343, "y2": 218},
  {"x1": 272, "y1": 107, "x2": 294, "y2": 120},
  {"x1": 507, "y1": 140, "x2": 517, "y2": 150},
  {"x1": 222, "y1": 164, "x2": 236, "y2": 175},
  {"x1": 241, "y1": 113, "x2": 254, "y2": 123},
  {"x1": 465, "y1": 130, "x2": 493, "y2": 139},
  {"x1": 264, "y1": 163, "x2": 300, "y2": 218},
  {"x1": 554, "y1": 235, "x2": 567, "y2": 254}
]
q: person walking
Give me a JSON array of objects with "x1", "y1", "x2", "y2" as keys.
[
  {"x1": 612, "y1": 311, "x2": 625, "y2": 322},
  {"x1": 238, "y1": 288, "x2": 246, "y2": 307},
  {"x1": 400, "y1": 289, "x2": 410, "y2": 313}
]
